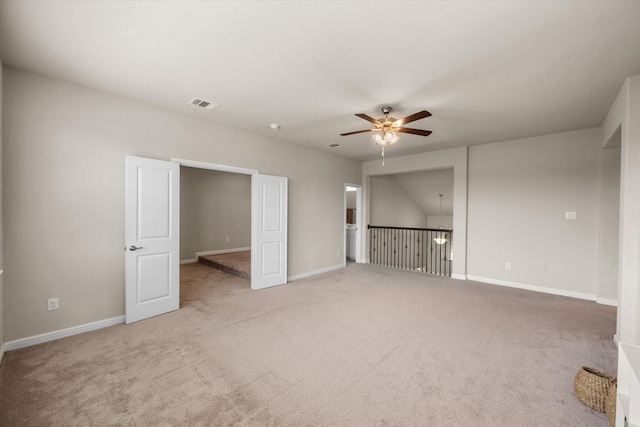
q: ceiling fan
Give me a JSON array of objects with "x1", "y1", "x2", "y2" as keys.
[{"x1": 340, "y1": 106, "x2": 432, "y2": 164}]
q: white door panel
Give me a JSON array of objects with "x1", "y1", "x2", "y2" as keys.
[
  {"x1": 252, "y1": 174, "x2": 287, "y2": 290},
  {"x1": 262, "y1": 242, "x2": 282, "y2": 275},
  {"x1": 138, "y1": 167, "x2": 172, "y2": 238},
  {"x1": 125, "y1": 156, "x2": 180, "y2": 323},
  {"x1": 137, "y1": 253, "x2": 170, "y2": 302}
]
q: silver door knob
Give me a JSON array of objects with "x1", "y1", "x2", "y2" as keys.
[{"x1": 129, "y1": 245, "x2": 143, "y2": 251}]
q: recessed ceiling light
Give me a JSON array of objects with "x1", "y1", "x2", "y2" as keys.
[
  {"x1": 270, "y1": 123, "x2": 280, "y2": 130},
  {"x1": 328, "y1": 143, "x2": 341, "y2": 148}
]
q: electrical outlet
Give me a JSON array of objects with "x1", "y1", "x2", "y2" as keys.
[
  {"x1": 48, "y1": 297, "x2": 59, "y2": 311},
  {"x1": 505, "y1": 262, "x2": 511, "y2": 270}
]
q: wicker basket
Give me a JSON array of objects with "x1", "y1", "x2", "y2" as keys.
[
  {"x1": 574, "y1": 366, "x2": 616, "y2": 412},
  {"x1": 605, "y1": 381, "x2": 617, "y2": 426}
]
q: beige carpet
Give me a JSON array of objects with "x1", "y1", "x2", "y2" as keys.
[{"x1": 0, "y1": 263, "x2": 617, "y2": 426}]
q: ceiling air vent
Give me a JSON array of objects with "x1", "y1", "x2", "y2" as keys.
[{"x1": 188, "y1": 97, "x2": 220, "y2": 111}]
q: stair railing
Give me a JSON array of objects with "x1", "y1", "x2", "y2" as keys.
[{"x1": 368, "y1": 225, "x2": 453, "y2": 276}]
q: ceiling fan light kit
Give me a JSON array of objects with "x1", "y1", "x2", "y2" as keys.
[
  {"x1": 340, "y1": 106, "x2": 432, "y2": 165},
  {"x1": 373, "y1": 130, "x2": 399, "y2": 145}
]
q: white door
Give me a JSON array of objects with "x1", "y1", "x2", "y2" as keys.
[
  {"x1": 251, "y1": 174, "x2": 287, "y2": 290},
  {"x1": 125, "y1": 156, "x2": 180, "y2": 323}
]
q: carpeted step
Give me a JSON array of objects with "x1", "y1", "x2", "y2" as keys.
[{"x1": 198, "y1": 253, "x2": 251, "y2": 280}]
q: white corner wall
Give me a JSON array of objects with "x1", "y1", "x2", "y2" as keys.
[
  {"x1": 603, "y1": 74, "x2": 640, "y2": 346},
  {"x1": 467, "y1": 128, "x2": 603, "y2": 299},
  {"x1": 2, "y1": 68, "x2": 361, "y2": 342}
]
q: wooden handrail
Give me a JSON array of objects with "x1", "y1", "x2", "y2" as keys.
[{"x1": 368, "y1": 224, "x2": 453, "y2": 232}]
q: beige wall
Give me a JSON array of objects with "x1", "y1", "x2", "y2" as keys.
[
  {"x1": 2, "y1": 68, "x2": 361, "y2": 341},
  {"x1": 180, "y1": 168, "x2": 251, "y2": 261},
  {"x1": 467, "y1": 128, "x2": 603, "y2": 297},
  {"x1": 0, "y1": 60, "x2": 4, "y2": 352},
  {"x1": 392, "y1": 169, "x2": 454, "y2": 217},
  {"x1": 370, "y1": 175, "x2": 428, "y2": 228}
]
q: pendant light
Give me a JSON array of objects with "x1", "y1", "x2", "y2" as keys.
[{"x1": 434, "y1": 194, "x2": 447, "y2": 245}]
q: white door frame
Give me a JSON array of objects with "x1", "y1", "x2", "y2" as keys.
[
  {"x1": 172, "y1": 158, "x2": 288, "y2": 289},
  {"x1": 173, "y1": 158, "x2": 258, "y2": 176},
  {"x1": 344, "y1": 183, "x2": 363, "y2": 264}
]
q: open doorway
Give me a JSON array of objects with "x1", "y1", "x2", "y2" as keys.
[
  {"x1": 344, "y1": 184, "x2": 362, "y2": 264},
  {"x1": 368, "y1": 169, "x2": 454, "y2": 275},
  {"x1": 596, "y1": 130, "x2": 621, "y2": 309},
  {"x1": 174, "y1": 158, "x2": 288, "y2": 291},
  {"x1": 180, "y1": 166, "x2": 251, "y2": 281}
]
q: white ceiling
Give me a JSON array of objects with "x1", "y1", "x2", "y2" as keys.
[{"x1": 2, "y1": 1, "x2": 640, "y2": 161}]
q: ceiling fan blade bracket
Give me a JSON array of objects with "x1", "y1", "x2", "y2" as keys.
[
  {"x1": 394, "y1": 110, "x2": 432, "y2": 126},
  {"x1": 355, "y1": 114, "x2": 381, "y2": 125}
]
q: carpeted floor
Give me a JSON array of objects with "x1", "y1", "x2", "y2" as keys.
[{"x1": 0, "y1": 263, "x2": 617, "y2": 426}]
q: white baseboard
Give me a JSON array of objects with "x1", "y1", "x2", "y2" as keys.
[
  {"x1": 180, "y1": 247, "x2": 251, "y2": 264},
  {"x1": 197, "y1": 247, "x2": 251, "y2": 257},
  {"x1": 2, "y1": 315, "x2": 125, "y2": 354},
  {"x1": 466, "y1": 275, "x2": 596, "y2": 301},
  {"x1": 596, "y1": 297, "x2": 618, "y2": 307},
  {"x1": 288, "y1": 263, "x2": 344, "y2": 281},
  {"x1": 451, "y1": 273, "x2": 467, "y2": 280}
]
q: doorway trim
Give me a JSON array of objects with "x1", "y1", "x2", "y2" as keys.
[{"x1": 173, "y1": 158, "x2": 258, "y2": 176}]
